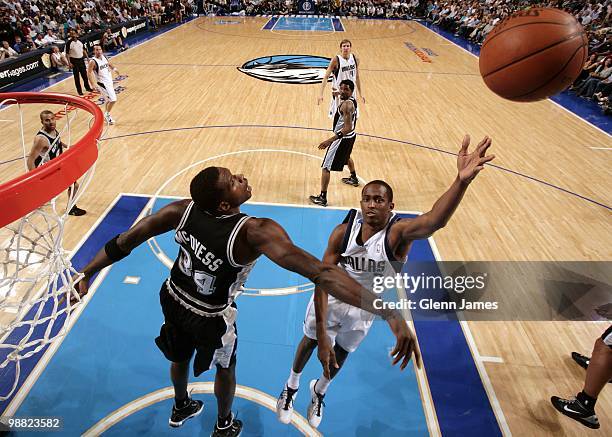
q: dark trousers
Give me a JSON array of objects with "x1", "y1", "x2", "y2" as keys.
[{"x1": 70, "y1": 57, "x2": 91, "y2": 94}]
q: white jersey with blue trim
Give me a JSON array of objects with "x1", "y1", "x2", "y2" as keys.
[{"x1": 338, "y1": 209, "x2": 405, "y2": 292}]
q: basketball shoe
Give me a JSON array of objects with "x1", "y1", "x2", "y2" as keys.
[
  {"x1": 276, "y1": 385, "x2": 298, "y2": 424},
  {"x1": 550, "y1": 396, "x2": 600, "y2": 429},
  {"x1": 309, "y1": 195, "x2": 327, "y2": 207},
  {"x1": 341, "y1": 176, "x2": 359, "y2": 187},
  {"x1": 211, "y1": 413, "x2": 243, "y2": 437},
  {"x1": 169, "y1": 397, "x2": 204, "y2": 428},
  {"x1": 306, "y1": 379, "x2": 325, "y2": 428}
]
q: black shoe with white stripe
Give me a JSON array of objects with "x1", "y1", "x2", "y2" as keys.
[
  {"x1": 341, "y1": 176, "x2": 359, "y2": 187},
  {"x1": 309, "y1": 195, "x2": 327, "y2": 207},
  {"x1": 550, "y1": 396, "x2": 600, "y2": 429},
  {"x1": 169, "y1": 397, "x2": 204, "y2": 428},
  {"x1": 571, "y1": 352, "x2": 611, "y2": 382},
  {"x1": 211, "y1": 413, "x2": 242, "y2": 437}
]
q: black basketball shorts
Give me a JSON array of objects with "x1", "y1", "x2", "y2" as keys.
[{"x1": 156, "y1": 283, "x2": 237, "y2": 376}]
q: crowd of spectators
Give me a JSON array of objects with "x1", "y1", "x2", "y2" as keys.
[{"x1": 0, "y1": 0, "x2": 197, "y2": 62}]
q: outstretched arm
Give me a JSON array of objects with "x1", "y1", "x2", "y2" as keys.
[
  {"x1": 395, "y1": 135, "x2": 495, "y2": 240},
  {"x1": 245, "y1": 218, "x2": 420, "y2": 369},
  {"x1": 77, "y1": 200, "x2": 189, "y2": 294}
]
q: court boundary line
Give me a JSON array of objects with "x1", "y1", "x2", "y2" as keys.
[
  {"x1": 415, "y1": 21, "x2": 611, "y2": 138},
  {"x1": 428, "y1": 238, "x2": 511, "y2": 437},
  {"x1": 2, "y1": 192, "x2": 149, "y2": 416}
]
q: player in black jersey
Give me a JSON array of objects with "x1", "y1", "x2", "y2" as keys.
[
  {"x1": 310, "y1": 79, "x2": 358, "y2": 207},
  {"x1": 27, "y1": 110, "x2": 86, "y2": 216},
  {"x1": 77, "y1": 166, "x2": 418, "y2": 436}
]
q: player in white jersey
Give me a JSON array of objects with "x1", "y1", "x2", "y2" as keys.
[
  {"x1": 278, "y1": 134, "x2": 496, "y2": 428},
  {"x1": 318, "y1": 39, "x2": 364, "y2": 187},
  {"x1": 27, "y1": 110, "x2": 86, "y2": 216},
  {"x1": 87, "y1": 44, "x2": 120, "y2": 124}
]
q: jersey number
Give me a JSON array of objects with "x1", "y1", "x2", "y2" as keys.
[{"x1": 179, "y1": 248, "x2": 216, "y2": 295}]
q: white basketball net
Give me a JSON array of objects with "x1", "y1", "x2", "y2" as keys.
[{"x1": 0, "y1": 98, "x2": 102, "y2": 401}]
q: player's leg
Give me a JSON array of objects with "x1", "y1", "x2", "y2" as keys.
[
  {"x1": 208, "y1": 309, "x2": 242, "y2": 437},
  {"x1": 551, "y1": 326, "x2": 612, "y2": 429},
  {"x1": 277, "y1": 297, "x2": 323, "y2": 423},
  {"x1": 101, "y1": 81, "x2": 117, "y2": 123},
  {"x1": 67, "y1": 182, "x2": 86, "y2": 216},
  {"x1": 342, "y1": 157, "x2": 359, "y2": 186},
  {"x1": 156, "y1": 286, "x2": 203, "y2": 428},
  {"x1": 306, "y1": 312, "x2": 372, "y2": 428},
  {"x1": 310, "y1": 168, "x2": 330, "y2": 206},
  {"x1": 341, "y1": 137, "x2": 359, "y2": 187}
]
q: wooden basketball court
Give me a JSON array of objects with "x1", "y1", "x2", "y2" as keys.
[{"x1": 1, "y1": 16, "x2": 610, "y2": 436}]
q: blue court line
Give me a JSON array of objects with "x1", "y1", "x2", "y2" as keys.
[
  {"x1": 262, "y1": 16, "x2": 279, "y2": 30},
  {"x1": 0, "y1": 195, "x2": 150, "y2": 414},
  {"x1": 418, "y1": 21, "x2": 611, "y2": 135},
  {"x1": 101, "y1": 124, "x2": 611, "y2": 211},
  {"x1": 332, "y1": 18, "x2": 345, "y2": 31}
]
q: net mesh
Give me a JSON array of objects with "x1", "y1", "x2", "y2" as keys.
[{"x1": 0, "y1": 96, "x2": 101, "y2": 401}]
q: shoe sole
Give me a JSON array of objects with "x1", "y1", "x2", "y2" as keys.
[
  {"x1": 551, "y1": 398, "x2": 600, "y2": 429},
  {"x1": 341, "y1": 179, "x2": 359, "y2": 187},
  {"x1": 168, "y1": 404, "x2": 204, "y2": 428}
]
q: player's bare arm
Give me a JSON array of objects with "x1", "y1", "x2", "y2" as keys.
[
  {"x1": 394, "y1": 135, "x2": 495, "y2": 241},
  {"x1": 354, "y1": 54, "x2": 365, "y2": 103},
  {"x1": 77, "y1": 199, "x2": 191, "y2": 294},
  {"x1": 86, "y1": 59, "x2": 97, "y2": 90},
  {"x1": 313, "y1": 223, "x2": 345, "y2": 377},
  {"x1": 241, "y1": 217, "x2": 420, "y2": 369},
  {"x1": 318, "y1": 56, "x2": 339, "y2": 104},
  {"x1": 27, "y1": 136, "x2": 46, "y2": 170},
  {"x1": 318, "y1": 100, "x2": 354, "y2": 150}
]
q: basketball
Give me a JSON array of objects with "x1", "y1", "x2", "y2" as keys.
[{"x1": 479, "y1": 8, "x2": 588, "y2": 102}]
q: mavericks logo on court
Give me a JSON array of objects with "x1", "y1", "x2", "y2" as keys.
[{"x1": 238, "y1": 55, "x2": 333, "y2": 84}]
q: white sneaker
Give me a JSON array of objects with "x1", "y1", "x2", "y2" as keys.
[
  {"x1": 306, "y1": 379, "x2": 325, "y2": 428},
  {"x1": 276, "y1": 384, "x2": 298, "y2": 424},
  {"x1": 105, "y1": 113, "x2": 115, "y2": 125}
]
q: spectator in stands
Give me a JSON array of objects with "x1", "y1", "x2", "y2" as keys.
[
  {"x1": 101, "y1": 28, "x2": 126, "y2": 53},
  {"x1": 0, "y1": 39, "x2": 18, "y2": 60},
  {"x1": 576, "y1": 57, "x2": 612, "y2": 99},
  {"x1": 50, "y1": 45, "x2": 70, "y2": 71},
  {"x1": 33, "y1": 32, "x2": 47, "y2": 49}
]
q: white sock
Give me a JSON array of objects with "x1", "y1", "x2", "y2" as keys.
[
  {"x1": 315, "y1": 376, "x2": 331, "y2": 395},
  {"x1": 287, "y1": 369, "x2": 301, "y2": 390}
]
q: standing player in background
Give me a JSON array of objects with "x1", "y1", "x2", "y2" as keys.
[
  {"x1": 318, "y1": 39, "x2": 364, "y2": 187},
  {"x1": 27, "y1": 110, "x2": 86, "y2": 216},
  {"x1": 280, "y1": 134, "x2": 495, "y2": 428},
  {"x1": 310, "y1": 79, "x2": 358, "y2": 207},
  {"x1": 87, "y1": 44, "x2": 120, "y2": 125}
]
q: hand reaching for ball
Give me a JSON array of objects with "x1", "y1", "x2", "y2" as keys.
[{"x1": 457, "y1": 135, "x2": 495, "y2": 184}]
